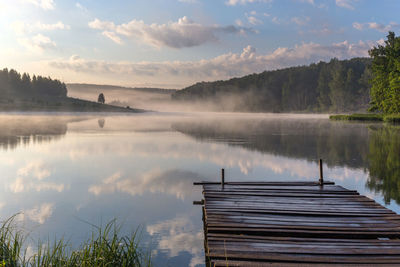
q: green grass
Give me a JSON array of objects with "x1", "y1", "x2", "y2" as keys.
[
  {"x1": 330, "y1": 113, "x2": 384, "y2": 121},
  {"x1": 0, "y1": 215, "x2": 151, "y2": 267},
  {"x1": 330, "y1": 113, "x2": 400, "y2": 123},
  {"x1": 383, "y1": 114, "x2": 400, "y2": 123}
]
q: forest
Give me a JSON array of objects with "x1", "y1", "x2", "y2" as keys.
[
  {"x1": 172, "y1": 57, "x2": 372, "y2": 113},
  {"x1": 0, "y1": 68, "x2": 67, "y2": 101},
  {"x1": 369, "y1": 32, "x2": 400, "y2": 114}
]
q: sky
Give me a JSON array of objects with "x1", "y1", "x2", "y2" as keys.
[{"x1": 0, "y1": 0, "x2": 399, "y2": 89}]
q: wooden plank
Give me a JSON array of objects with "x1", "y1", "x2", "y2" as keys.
[
  {"x1": 211, "y1": 260, "x2": 358, "y2": 266},
  {"x1": 206, "y1": 198, "x2": 380, "y2": 206},
  {"x1": 206, "y1": 252, "x2": 400, "y2": 264},
  {"x1": 208, "y1": 244, "x2": 400, "y2": 255},
  {"x1": 206, "y1": 219, "x2": 400, "y2": 229},
  {"x1": 204, "y1": 189, "x2": 359, "y2": 195},
  {"x1": 207, "y1": 226, "x2": 400, "y2": 238},
  {"x1": 203, "y1": 185, "x2": 356, "y2": 192},
  {"x1": 206, "y1": 233, "x2": 400, "y2": 244},
  {"x1": 208, "y1": 239, "x2": 400, "y2": 247},
  {"x1": 205, "y1": 208, "x2": 395, "y2": 217},
  {"x1": 195, "y1": 181, "x2": 335, "y2": 186},
  {"x1": 205, "y1": 203, "x2": 390, "y2": 213},
  {"x1": 205, "y1": 194, "x2": 377, "y2": 203},
  {"x1": 207, "y1": 222, "x2": 400, "y2": 232},
  {"x1": 206, "y1": 191, "x2": 368, "y2": 200},
  {"x1": 203, "y1": 187, "x2": 359, "y2": 194},
  {"x1": 206, "y1": 212, "x2": 400, "y2": 223}
]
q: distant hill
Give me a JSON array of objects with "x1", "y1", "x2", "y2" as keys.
[
  {"x1": 67, "y1": 83, "x2": 176, "y2": 111},
  {"x1": 67, "y1": 83, "x2": 176, "y2": 94},
  {"x1": 0, "y1": 68, "x2": 143, "y2": 113},
  {"x1": 172, "y1": 58, "x2": 372, "y2": 113}
]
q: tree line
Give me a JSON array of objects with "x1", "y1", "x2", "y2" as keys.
[
  {"x1": 369, "y1": 32, "x2": 400, "y2": 114},
  {"x1": 172, "y1": 57, "x2": 372, "y2": 112},
  {"x1": 0, "y1": 68, "x2": 67, "y2": 101}
]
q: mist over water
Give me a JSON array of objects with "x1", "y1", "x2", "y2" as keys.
[
  {"x1": 67, "y1": 84, "x2": 300, "y2": 113},
  {"x1": 0, "y1": 112, "x2": 399, "y2": 267}
]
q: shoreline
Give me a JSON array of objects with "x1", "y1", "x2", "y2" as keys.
[
  {"x1": 330, "y1": 113, "x2": 400, "y2": 123},
  {"x1": 0, "y1": 96, "x2": 148, "y2": 113}
]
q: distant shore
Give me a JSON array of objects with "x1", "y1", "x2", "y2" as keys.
[
  {"x1": 0, "y1": 97, "x2": 147, "y2": 113},
  {"x1": 330, "y1": 113, "x2": 400, "y2": 123}
]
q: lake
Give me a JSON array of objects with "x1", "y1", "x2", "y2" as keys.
[{"x1": 0, "y1": 112, "x2": 399, "y2": 267}]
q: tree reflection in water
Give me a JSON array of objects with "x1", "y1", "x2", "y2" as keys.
[
  {"x1": 173, "y1": 118, "x2": 400, "y2": 205},
  {"x1": 367, "y1": 125, "x2": 400, "y2": 204}
]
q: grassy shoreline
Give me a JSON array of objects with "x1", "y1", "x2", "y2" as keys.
[
  {"x1": 0, "y1": 216, "x2": 151, "y2": 267},
  {"x1": 0, "y1": 97, "x2": 147, "y2": 113},
  {"x1": 330, "y1": 113, "x2": 400, "y2": 123}
]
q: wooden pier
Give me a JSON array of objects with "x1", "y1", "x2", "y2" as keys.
[{"x1": 194, "y1": 168, "x2": 400, "y2": 266}]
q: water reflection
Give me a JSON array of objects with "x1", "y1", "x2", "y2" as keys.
[
  {"x1": 172, "y1": 117, "x2": 370, "y2": 169},
  {"x1": 88, "y1": 169, "x2": 204, "y2": 200},
  {"x1": 0, "y1": 115, "x2": 89, "y2": 150},
  {"x1": 0, "y1": 113, "x2": 399, "y2": 267},
  {"x1": 367, "y1": 126, "x2": 400, "y2": 204},
  {"x1": 172, "y1": 117, "x2": 400, "y2": 205},
  {"x1": 98, "y1": 118, "x2": 105, "y2": 128},
  {"x1": 147, "y1": 216, "x2": 204, "y2": 267}
]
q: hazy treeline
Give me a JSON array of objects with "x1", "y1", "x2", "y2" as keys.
[
  {"x1": 172, "y1": 58, "x2": 372, "y2": 113},
  {"x1": 0, "y1": 68, "x2": 67, "y2": 100}
]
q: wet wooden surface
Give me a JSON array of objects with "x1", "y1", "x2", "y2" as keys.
[{"x1": 197, "y1": 181, "x2": 400, "y2": 266}]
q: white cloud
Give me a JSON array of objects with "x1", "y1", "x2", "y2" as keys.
[
  {"x1": 50, "y1": 39, "x2": 376, "y2": 85},
  {"x1": 25, "y1": 0, "x2": 55, "y2": 10},
  {"x1": 76, "y1": 2, "x2": 88, "y2": 12},
  {"x1": 271, "y1": 16, "x2": 280, "y2": 24},
  {"x1": 235, "y1": 19, "x2": 244, "y2": 26},
  {"x1": 335, "y1": 0, "x2": 356, "y2": 9},
  {"x1": 88, "y1": 169, "x2": 202, "y2": 200},
  {"x1": 353, "y1": 22, "x2": 399, "y2": 33},
  {"x1": 297, "y1": 0, "x2": 314, "y2": 4},
  {"x1": 225, "y1": 0, "x2": 272, "y2": 6},
  {"x1": 247, "y1": 16, "x2": 262, "y2": 25},
  {"x1": 12, "y1": 21, "x2": 70, "y2": 35},
  {"x1": 291, "y1": 16, "x2": 310, "y2": 26},
  {"x1": 178, "y1": 0, "x2": 198, "y2": 3},
  {"x1": 24, "y1": 203, "x2": 54, "y2": 224},
  {"x1": 18, "y1": 33, "x2": 56, "y2": 53},
  {"x1": 102, "y1": 31, "x2": 123, "y2": 44},
  {"x1": 17, "y1": 160, "x2": 50, "y2": 180},
  {"x1": 88, "y1": 16, "x2": 251, "y2": 48},
  {"x1": 147, "y1": 216, "x2": 203, "y2": 267},
  {"x1": 10, "y1": 160, "x2": 65, "y2": 193}
]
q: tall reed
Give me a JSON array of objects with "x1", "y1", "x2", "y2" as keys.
[{"x1": 0, "y1": 216, "x2": 151, "y2": 267}]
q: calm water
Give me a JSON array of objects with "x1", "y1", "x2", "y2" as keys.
[{"x1": 0, "y1": 112, "x2": 399, "y2": 267}]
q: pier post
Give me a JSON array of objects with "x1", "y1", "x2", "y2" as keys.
[
  {"x1": 221, "y1": 168, "x2": 225, "y2": 189},
  {"x1": 319, "y1": 159, "x2": 324, "y2": 186}
]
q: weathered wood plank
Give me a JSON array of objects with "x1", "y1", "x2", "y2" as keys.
[
  {"x1": 211, "y1": 260, "x2": 356, "y2": 266},
  {"x1": 207, "y1": 252, "x2": 400, "y2": 263},
  {"x1": 205, "y1": 203, "x2": 390, "y2": 213},
  {"x1": 206, "y1": 213, "x2": 400, "y2": 223},
  {"x1": 205, "y1": 208, "x2": 395, "y2": 217},
  {"x1": 207, "y1": 233, "x2": 400, "y2": 243}
]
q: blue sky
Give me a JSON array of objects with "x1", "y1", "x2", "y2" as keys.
[{"x1": 0, "y1": 0, "x2": 399, "y2": 88}]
